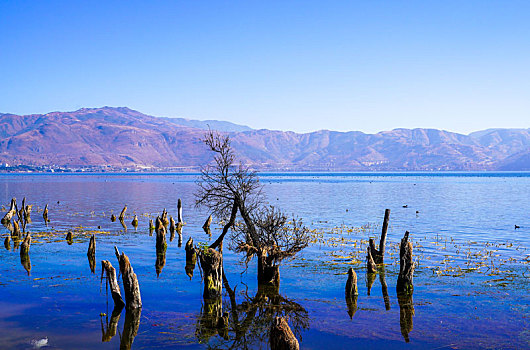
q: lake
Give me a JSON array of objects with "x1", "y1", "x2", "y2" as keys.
[{"x1": 0, "y1": 172, "x2": 529, "y2": 349}]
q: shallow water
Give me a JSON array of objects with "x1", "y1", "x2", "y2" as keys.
[{"x1": 0, "y1": 172, "x2": 529, "y2": 349}]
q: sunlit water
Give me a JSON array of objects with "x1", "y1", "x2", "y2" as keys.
[{"x1": 0, "y1": 173, "x2": 529, "y2": 349}]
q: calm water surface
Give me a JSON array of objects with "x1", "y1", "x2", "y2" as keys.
[{"x1": 0, "y1": 173, "x2": 529, "y2": 349}]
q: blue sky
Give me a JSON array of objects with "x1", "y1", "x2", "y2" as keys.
[{"x1": 1, "y1": 1, "x2": 529, "y2": 134}]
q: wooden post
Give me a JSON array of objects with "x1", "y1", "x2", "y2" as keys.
[
  {"x1": 270, "y1": 316, "x2": 299, "y2": 350},
  {"x1": 397, "y1": 231, "x2": 414, "y2": 295},
  {"x1": 117, "y1": 249, "x2": 142, "y2": 310},
  {"x1": 101, "y1": 260, "x2": 125, "y2": 308},
  {"x1": 202, "y1": 215, "x2": 212, "y2": 235},
  {"x1": 177, "y1": 198, "x2": 182, "y2": 223},
  {"x1": 119, "y1": 205, "x2": 127, "y2": 221}
]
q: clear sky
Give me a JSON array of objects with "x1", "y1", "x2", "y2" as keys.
[{"x1": 1, "y1": 1, "x2": 529, "y2": 134}]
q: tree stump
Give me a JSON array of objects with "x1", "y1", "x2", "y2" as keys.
[
  {"x1": 87, "y1": 234, "x2": 96, "y2": 273},
  {"x1": 1, "y1": 198, "x2": 16, "y2": 224},
  {"x1": 161, "y1": 209, "x2": 169, "y2": 227},
  {"x1": 345, "y1": 267, "x2": 358, "y2": 297},
  {"x1": 111, "y1": 214, "x2": 116, "y2": 222},
  {"x1": 20, "y1": 233, "x2": 31, "y2": 256},
  {"x1": 369, "y1": 209, "x2": 390, "y2": 264},
  {"x1": 119, "y1": 205, "x2": 127, "y2": 221},
  {"x1": 101, "y1": 260, "x2": 125, "y2": 308},
  {"x1": 117, "y1": 250, "x2": 142, "y2": 310},
  {"x1": 66, "y1": 231, "x2": 73, "y2": 245},
  {"x1": 12, "y1": 220, "x2": 21, "y2": 238},
  {"x1": 43, "y1": 204, "x2": 49, "y2": 223},
  {"x1": 270, "y1": 316, "x2": 299, "y2": 350},
  {"x1": 397, "y1": 231, "x2": 414, "y2": 295},
  {"x1": 198, "y1": 247, "x2": 223, "y2": 299},
  {"x1": 156, "y1": 220, "x2": 167, "y2": 253},
  {"x1": 148, "y1": 219, "x2": 154, "y2": 236},
  {"x1": 131, "y1": 215, "x2": 138, "y2": 228},
  {"x1": 366, "y1": 246, "x2": 377, "y2": 273},
  {"x1": 185, "y1": 238, "x2": 196, "y2": 279},
  {"x1": 202, "y1": 215, "x2": 212, "y2": 235},
  {"x1": 169, "y1": 216, "x2": 176, "y2": 242}
]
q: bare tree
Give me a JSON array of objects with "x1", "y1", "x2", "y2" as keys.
[{"x1": 196, "y1": 130, "x2": 309, "y2": 286}]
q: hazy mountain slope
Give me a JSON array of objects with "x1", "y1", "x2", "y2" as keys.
[{"x1": 0, "y1": 107, "x2": 528, "y2": 170}]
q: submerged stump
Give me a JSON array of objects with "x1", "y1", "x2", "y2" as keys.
[
  {"x1": 117, "y1": 249, "x2": 142, "y2": 310},
  {"x1": 119, "y1": 205, "x2": 127, "y2": 221},
  {"x1": 185, "y1": 237, "x2": 197, "y2": 279},
  {"x1": 198, "y1": 247, "x2": 223, "y2": 299},
  {"x1": 369, "y1": 209, "x2": 390, "y2": 264},
  {"x1": 101, "y1": 260, "x2": 125, "y2": 308},
  {"x1": 43, "y1": 204, "x2": 49, "y2": 223}
]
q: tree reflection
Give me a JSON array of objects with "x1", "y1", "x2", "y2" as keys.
[
  {"x1": 196, "y1": 272, "x2": 309, "y2": 349},
  {"x1": 397, "y1": 293, "x2": 414, "y2": 342},
  {"x1": 99, "y1": 302, "x2": 142, "y2": 349}
]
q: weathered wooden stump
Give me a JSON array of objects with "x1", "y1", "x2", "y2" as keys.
[
  {"x1": 119, "y1": 217, "x2": 127, "y2": 231},
  {"x1": 397, "y1": 231, "x2": 414, "y2": 295},
  {"x1": 169, "y1": 216, "x2": 176, "y2": 242},
  {"x1": 270, "y1": 316, "x2": 299, "y2": 350},
  {"x1": 1, "y1": 198, "x2": 17, "y2": 224},
  {"x1": 148, "y1": 219, "x2": 154, "y2": 236},
  {"x1": 369, "y1": 209, "x2": 390, "y2": 264},
  {"x1": 202, "y1": 215, "x2": 212, "y2": 235},
  {"x1": 116, "y1": 248, "x2": 142, "y2": 310},
  {"x1": 101, "y1": 260, "x2": 125, "y2": 308},
  {"x1": 345, "y1": 267, "x2": 358, "y2": 297},
  {"x1": 156, "y1": 219, "x2": 167, "y2": 252},
  {"x1": 66, "y1": 231, "x2": 73, "y2": 245},
  {"x1": 161, "y1": 209, "x2": 169, "y2": 227},
  {"x1": 198, "y1": 247, "x2": 223, "y2": 299},
  {"x1": 4, "y1": 236, "x2": 10, "y2": 251},
  {"x1": 12, "y1": 220, "x2": 21, "y2": 238},
  {"x1": 20, "y1": 233, "x2": 31, "y2": 256},
  {"x1": 87, "y1": 234, "x2": 96, "y2": 273},
  {"x1": 111, "y1": 214, "x2": 116, "y2": 222},
  {"x1": 43, "y1": 204, "x2": 49, "y2": 223},
  {"x1": 366, "y1": 246, "x2": 377, "y2": 273},
  {"x1": 119, "y1": 205, "x2": 127, "y2": 221},
  {"x1": 185, "y1": 237, "x2": 196, "y2": 279},
  {"x1": 131, "y1": 215, "x2": 138, "y2": 228}
]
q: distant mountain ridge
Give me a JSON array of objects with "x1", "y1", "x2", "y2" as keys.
[{"x1": 0, "y1": 107, "x2": 528, "y2": 171}]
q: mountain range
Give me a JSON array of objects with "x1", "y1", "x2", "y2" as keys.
[{"x1": 0, "y1": 107, "x2": 529, "y2": 171}]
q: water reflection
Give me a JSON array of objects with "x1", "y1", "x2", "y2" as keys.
[
  {"x1": 121, "y1": 308, "x2": 142, "y2": 350},
  {"x1": 4, "y1": 236, "x2": 10, "y2": 250},
  {"x1": 20, "y1": 253, "x2": 31, "y2": 275},
  {"x1": 379, "y1": 266, "x2": 391, "y2": 310},
  {"x1": 366, "y1": 271, "x2": 376, "y2": 295},
  {"x1": 345, "y1": 294, "x2": 358, "y2": 319},
  {"x1": 397, "y1": 293, "x2": 414, "y2": 342},
  {"x1": 101, "y1": 305, "x2": 123, "y2": 342},
  {"x1": 88, "y1": 254, "x2": 96, "y2": 274},
  {"x1": 155, "y1": 245, "x2": 166, "y2": 277},
  {"x1": 196, "y1": 272, "x2": 309, "y2": 348}
]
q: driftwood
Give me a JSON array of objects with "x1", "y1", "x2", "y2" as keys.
[
  {"x1": 43, "y1": 204, "x2": 49, "y2": 222},
  {"x1": 396, "y1": 231, "x2": 414, "y2": 295},
  {"x1": 119, "y1": 205, "x2": 127, "y2": 221},
  {"x1": 202, "y1": 215, "x2": 212, "y2": 235},
  {"x1": 177, "y1": 198, "x2": 183, "y2": 223},
  {"x1": 101, "y1": 260, "x2": 125, "y2": 308},
  {"x1": 1, "y1": 198, "x2": 17, "y2": 224},
  {"x1": 185, "y1": 237, "x2": 196, "y2": 279},
  {"x1": 116, "y1": 248, "x2": 142, "y2": 310},
  {"x1": 270, "y1": 316, "x2": 299, "y2": 350},
  {"x1": 368, "y1": 209, "x2": 390, "y2": 264},
  {"x1": 131, "y1": 215, "x2": 138, "y2": 228}
]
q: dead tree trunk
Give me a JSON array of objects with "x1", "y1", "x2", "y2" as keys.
[
  {"x1": 177, "y1": 198, "x2": 183, "y2": 223},
  {"x1": 257, "y1": 249, "x2": 280, "y2": 288},
  {"x1": 116, "y1": 248, "x2": 142, "y2": 310},
  {"x1": 396, "y1": 231, "x2": 414, "y2": 295},
  {"x1": 202, "y1": 215, "x2": 212, "y2": 235},
  {"x1": 369, "y1": 209, "x2": 390, "y2": 264},
  {"x1": 101, "y1": 260, "x2": 125, "y2": 308},
  {"x1": 270, "y1": 316, "x2": 299, "y2": 350}
]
